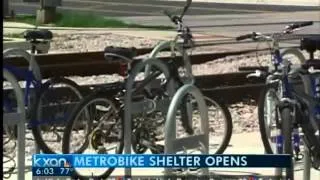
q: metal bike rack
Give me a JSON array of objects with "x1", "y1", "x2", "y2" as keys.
[
  {"x1": 303, "y1": 143, "x2": 311, "y2": 180},
  {"x1": 123, "y1": 57, "x2": 175, "y2": 176},
  {"x1": 3, "y1": 48, "x2": 42, "y2": 154},
  {"x1": 3, "y1": 69, "x2": 26, "y2": 180},
  {"x1": 165, "y1": 84, "x2": 209, "y2": 175},
  {"x1": 3, "y1": 48, "x2": 42, "y2": 81},
  {"x1": 123, "y1": 39, "x2": 209, "y2": 176}
]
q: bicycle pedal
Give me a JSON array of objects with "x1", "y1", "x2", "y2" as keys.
[
  {"x1": 150, "y1": 144, "x2": 164, "y2": 154},
  {"x1": 186, "y1": 128, "x2": 194, "y2": 135},
  {"x1": 97, "y1": 146, "x2": 107, "y2": 154}
]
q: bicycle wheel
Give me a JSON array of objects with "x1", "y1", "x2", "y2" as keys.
[
  {"x1": 205, "y1": 96, "x2": 232, "y2": 154},
  {"x1": 281, "y1": 48, "x2": 306, "y2": 65},
  {"x1": 280, "y1": 107, "x2": 294, "y2": 179},
  {"x1": 62, "y1": 93, "x2": 122, "y2": 179},
  {"x1": 177, "y1": 96, "x2": 232, "y2": 154},
  {"x1": 31, "y1": 77, "x2": 83, "y2": 154},
  {"x1": 258, "y1": 84, "x2": 281, "y2": 154}
]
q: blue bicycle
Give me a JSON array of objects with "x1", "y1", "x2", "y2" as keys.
[
  {"x1": 3, "y1": 29, "x2": 83, "y2": 154},
  {"x1": 237, "y1": 22, "x2": 320, "y2": 179}
]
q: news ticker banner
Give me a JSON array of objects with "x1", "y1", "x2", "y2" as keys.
[
  {"x1": 32, "y1": 154, "x2": 291, "y2": 176},
  {"x1": 32, "y1": 175, "x2": 287, "y2": 180}
]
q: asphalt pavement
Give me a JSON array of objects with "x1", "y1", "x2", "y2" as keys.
[
  {"x1": 118, "y1": 11, "x2": 320, "y2": 36},
  {"x1": 10, "y1": 0, "x2": 320, "y2": 17}
]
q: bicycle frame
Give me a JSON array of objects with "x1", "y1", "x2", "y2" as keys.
[
  {"x1": 3, "y1": 64, "x2": 42, "y2": 107},
  {"x1": 268, "y1": 50, "x2": 303, "y2": 158},
  {"x1": 254, "y1": 31, "x2": 306, "y2": 158},
  {"x1": 271, "y1": 51, "x2": 320, "y2": 166}
]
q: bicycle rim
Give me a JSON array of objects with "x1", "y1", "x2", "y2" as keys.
[
  {"x1": 259, "y1": 86, "x2": 281, "y2": 154},
  {"x1": 63, "y1": 95, "x2": 123, "y2": 178},
  {"x1": 31, "y1": 77, "x2": 83, "y2": 154},
  {"x1": 280, "y1": 48, "x2": 306, "y2": 65},
  {"x1": 177, "y1": 95, "x2": 232, "y2": 154}
]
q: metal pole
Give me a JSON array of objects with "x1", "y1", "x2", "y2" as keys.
[
  {"x1": 3, "y1": 69, "x2": 26, "y2": 180},
  {"x1": 303, "y1": 144, "x2": 311, "y2": 180},
  {"x1": 40, "y1": 0, "x2": 44, "y2": 9},
  {"x1": 4, "y1": 0, "x2": 9, "y2": 17}
]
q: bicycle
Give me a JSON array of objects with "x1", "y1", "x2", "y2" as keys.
[
  {"x1": 237, "y1": 24, "x2": 319, "y2": 179},
  {"x1": 62, "y1": 0, "x2": 232, "y2": 178},
  {"x1": 3, "y1": 29, "x2": 83, "y2": 154},
  {"x1": 275, "y1": 36, "x2": 320, "y2": 179},
  {"x1": 236, "y1": 22, "x2": 312, "y2": 156}
]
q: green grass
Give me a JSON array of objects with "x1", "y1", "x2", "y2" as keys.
[
  {"x1": 13, "y1": 14, "x2": 37, "y2": 25},
  {"x1": 8, "y1": 11, "x2": 173, "y2": 30}
]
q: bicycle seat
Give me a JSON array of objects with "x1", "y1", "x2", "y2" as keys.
[
  {"x1": 24, "y1": 29, "x2": 53, "y2": 41},
  {"x1": 104, "y1": 46, "x2": 136, "y2": 63},
  {"x1": 302, "y1": 60, "x2": 320, "y2": 70},
  {"x1": 300, "y1": 36, "x2": 320, "y2": 53}
]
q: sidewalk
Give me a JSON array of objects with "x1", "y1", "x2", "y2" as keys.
[
  {"x1": 161, "y1": 0, "x2": 320, "y2": 7},
  {"x1": 5, "y1": 132, "x2": 320, "y2": 180}
]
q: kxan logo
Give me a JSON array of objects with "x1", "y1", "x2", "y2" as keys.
[{"x1": 33, "y1": 156, "x2": 70, "y2": 167}]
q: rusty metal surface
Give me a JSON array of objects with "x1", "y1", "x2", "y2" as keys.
[
  {"x1": 3, "y1": 47, "x2": 269, "y2": 103},
  {"x1": 3, "y1": 72, "x2": 266, "y2": 104},
  {"x1": 4, "y1": 48, "x2": 258, "y2": 79}
]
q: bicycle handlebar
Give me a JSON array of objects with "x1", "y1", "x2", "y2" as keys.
[
  {"x1": 236, "y1": 21, "x2": 313, "y2": 41},
  {"x1": 180, "y1": 0, "x2": 192, "y2": 19},
  {"x1": 235, "y1": 32, "x2": 256, "y2": 41},
  {"x1": 163, "y1": 0, "x2": 192, "y2": 25},
  {"x1": 285, "y1": 21, "x2": 313, "y2": 31},
  {"x1": 163, "y1": 10, "x2": 180, "y2": 25}
]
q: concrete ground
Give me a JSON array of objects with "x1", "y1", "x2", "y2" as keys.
[{"x1": 5, "y1": 132, "x2": 320, "y2": 179}]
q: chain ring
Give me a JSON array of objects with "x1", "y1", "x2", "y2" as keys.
[
  {"x1": 132, "y1": 127, "x2": 149, "y2": 154},
  {"x1": 90, "y1": 129, "x2": 104, "y2": 150}
]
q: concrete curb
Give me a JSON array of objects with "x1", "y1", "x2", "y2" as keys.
[{"x1": 3, "y1": 38, "x2": 30, "y2": 51}]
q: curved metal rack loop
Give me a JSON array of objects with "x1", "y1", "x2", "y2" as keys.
[
  {"x1": 3, "y1": 69, "x2": 26, "y2": 180},
  {"x1": 123, "y1": 57, "x2": 174, "y2": 176},
  {"x1": 3, "y1": 48, "x2": 42, "y2": 81},
  {"x1": 165, "y1": 84, "x2": 209, "y2": 175}
]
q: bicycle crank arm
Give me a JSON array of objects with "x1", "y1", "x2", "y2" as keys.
[
  {"x1": 138, "y1": 139, "x2": 164, "y2": 154},
  {"x1": 246, "y1": 70, "x2": 266, "y2": 79}
]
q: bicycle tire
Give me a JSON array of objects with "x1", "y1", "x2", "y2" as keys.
[
  {"x1": 281, "y1": 107, "x2": 294, "y2": 179},
  {"x1": 62, "y1": 93, "x2": 122, "y2": 179},
  {"x1": 180, "y1": 95, "x2": 232, "y2": 154},
  {"x1": 281, "y1": 48, "x2": 306, "y2": 64},
  {"x1": 204, "y1": 96, "x2": 233, "y2": 154},
  {"x1": 258, "y1": 86, "x2": 280, "y2": 154},
  {"x1": 31, "y1": 77, "x2": 83, "y2": 154}
]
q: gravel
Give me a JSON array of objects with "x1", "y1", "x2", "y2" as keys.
[{"x1": 50, "y1": 32, "x2": 160, "y2": 53}]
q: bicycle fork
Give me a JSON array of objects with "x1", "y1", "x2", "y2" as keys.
[{"x1": 275, "y1": 99, "x2": 302, "y2": 160}]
